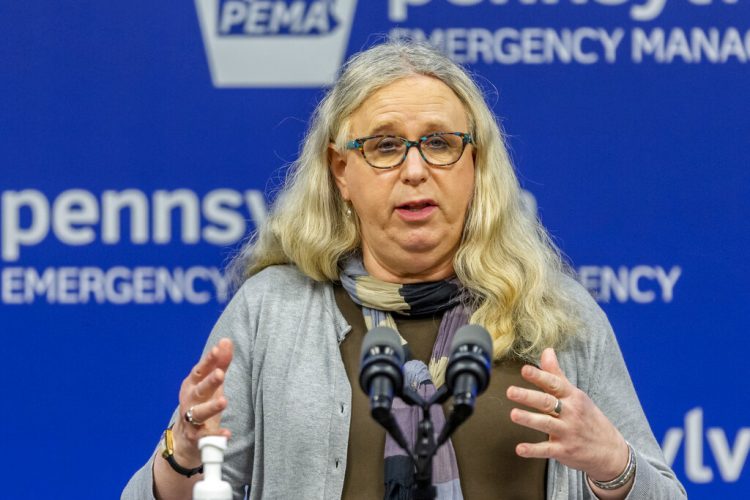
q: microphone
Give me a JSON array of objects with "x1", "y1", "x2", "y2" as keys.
[
  {"x1": 438, "y1": 325, "x2": 493, "y2": 445},
  {"x1": 359, "y1": 327, "x2": 411, "y2": 454},
  {"x1": 359, "y1": 326, "x2": 405, "y2": 422}
]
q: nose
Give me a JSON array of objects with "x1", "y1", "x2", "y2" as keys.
[{"x1": 400, "y1": 145, "x2": 429, "y2": 185}]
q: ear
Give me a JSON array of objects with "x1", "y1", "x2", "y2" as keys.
[{"x1": 328, "y1": 143, "x2": 350, "y2": 201}]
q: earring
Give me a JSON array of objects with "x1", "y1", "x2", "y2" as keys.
[{"x1": 346, "y1": 206, "x2": 352, "y2": 217}]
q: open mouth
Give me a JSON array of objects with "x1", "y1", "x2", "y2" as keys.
[
  {"x1": 396, "y1": 200, "x2": 436, "y2": 212},
  {"x1": 394, "y1": 200, "x2": 438, "y2": 221}
]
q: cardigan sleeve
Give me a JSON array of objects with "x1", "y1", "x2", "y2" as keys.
[{"x1": 122, "y1": 281, "x2": 258, "y2": 500}]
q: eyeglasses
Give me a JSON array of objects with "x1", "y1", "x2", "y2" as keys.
[{"x1": 345, "y1": 132, "x2": 474, "y2": 170}]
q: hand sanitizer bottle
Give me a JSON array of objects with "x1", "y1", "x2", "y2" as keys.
[{"x1": 193, "y1": 436, "x2": 232, "y2": 500}]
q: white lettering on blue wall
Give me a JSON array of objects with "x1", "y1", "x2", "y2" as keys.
[
  {"x1": 662, "y1": 407, "x2": 750, "y2": 483},
  {"x1": 389, "y1": 0, "x2": 742, "y2": 23},
  {"x1": 578, "y1": 265, "x2": 681, "y2": 304},
  {"x1": 0, "y1": 188, "x2": 267, "y2": 262}
]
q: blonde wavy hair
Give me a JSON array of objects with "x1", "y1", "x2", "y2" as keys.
[{"x1": 230, "y1": 40, "x2": 578, "y2": 360}]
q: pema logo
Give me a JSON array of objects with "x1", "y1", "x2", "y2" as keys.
[
  {"x1": 195, "y1": 0, "x2": 358, "y2": 87},
  {"x1": 218, "y1": 0, "x2": 341, "y2": 36}
]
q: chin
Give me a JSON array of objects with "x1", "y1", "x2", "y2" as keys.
[
  {"x1": 396, "y1": 238, "x2": 441, "y2": 254},
  {"x1": 396, "y1": 245, "x2": 457, "y2": 276},
  {"x1": 396, "y1": 229, "x2": 447, "y2": 250}
]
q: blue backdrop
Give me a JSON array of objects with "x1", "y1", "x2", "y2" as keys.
[{"x1": 1, "y1": 1, "x2": 748, "y2": 498}]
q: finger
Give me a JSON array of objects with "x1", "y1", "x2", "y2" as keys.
[
  {"x1": 185, "y1": 395, "x2": 228, "y2": 426},
  {"x1": 540, "y1": 348, "x2": 565, "y2": 378},
  {"x1": 515, "y1": 440, "x2": 561, "y2": 459},
  {"x1": 189, "y1": 338, "x2": 233, "y2": 384},
  {"x1": 510, "y1": 408, "x2": 564, "y2": 436},
  {"x1": 213, "y1": 338, "x2": 234, "y2": 372},
  {"x1": 190, "y1": 346, "x2": 221, "y2": 384},
  {"x1": 180, "y1": 423, "x2": 232, "y2": 451},
  {"x1": 172, "y1": 419, "x2": 232, "y2": 465},
  {"x1": 191, "y1": 367, "x2": 225, "y2": 401},
  {"x1": 521, "y1": 364, "x2": 569, "y2": 398},
  {"x1": 507, "y1": 386, "x2": 561, "y2": 415},
  {"x1": 196, "y1": 426, "x2": 232, "y2": 440}
]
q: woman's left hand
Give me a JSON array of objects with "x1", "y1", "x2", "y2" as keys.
[{"x1": 506, "y1": 347, "x2": 630, "y2": 483}]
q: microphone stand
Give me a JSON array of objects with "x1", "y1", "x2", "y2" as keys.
[
  {"x1": 364, "y1": 326, "x2": 491, "y2": 499},
  {"x1": 377, "y1": 385, "x2": 463, "y2": 500}
]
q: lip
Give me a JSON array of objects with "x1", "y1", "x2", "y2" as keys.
[{"x1": 394, "y1": 199, "x2": 438, "y2": 222}]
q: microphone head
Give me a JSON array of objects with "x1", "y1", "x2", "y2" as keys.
[
  {"x1": 446, "y1": 324, "x2": 492, "y2": 396},
  {"x1": 450, "y1": 325, "x2": 492, "y2": 356},
  {"x1": 360, "y1": 326, "x2": 405, "y2": 365}
]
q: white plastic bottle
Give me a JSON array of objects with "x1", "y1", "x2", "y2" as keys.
[{"x1": 193, "y1": 436, "x2": 232, "y2": 500}]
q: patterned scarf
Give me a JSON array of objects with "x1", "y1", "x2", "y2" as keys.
[{"x1": 341, "y1": 256, "x2": 467, "y2": 500}]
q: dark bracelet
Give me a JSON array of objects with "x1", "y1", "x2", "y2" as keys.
[
  {"x1": 160, "y1": 426, "x2": 204, "y2": 478},
  {"x1": 588, "y1": 442, "x2": 636, "y2": 491}
]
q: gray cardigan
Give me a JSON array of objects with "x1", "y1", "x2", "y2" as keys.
[{"x1": 122, "y1": 265, "x2": 686, "y2": 499}]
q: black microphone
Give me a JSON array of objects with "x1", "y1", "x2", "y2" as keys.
[
  {"x1": 359, "y1": 326, "x2": 405, "y2": 422},
  {"x1": 359, "y1": 326, "x2": 412, "y2": 454},
  {"x1": 438, "y1": 325, "x2": 493, "y2": 445}
]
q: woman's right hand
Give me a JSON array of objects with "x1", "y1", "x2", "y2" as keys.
[{"x1": 171, "y1": 337, "x2": 234, "y2": 467}]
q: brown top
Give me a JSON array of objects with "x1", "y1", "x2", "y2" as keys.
[{"x1": 336, "y1": 284, "x2": 548, "y2": 500}]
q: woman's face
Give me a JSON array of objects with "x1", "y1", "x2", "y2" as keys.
[{"x1": 330, "y1": 75, "x2": 475, "y2": 283}]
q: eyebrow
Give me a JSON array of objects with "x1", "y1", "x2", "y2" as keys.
[{"x1": 365, "y1": 121, "x2": 457, "y2": 138}]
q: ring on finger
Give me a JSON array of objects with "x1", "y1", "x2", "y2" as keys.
[
  {"x1": 185, "y1": 406, "x2": 205, "y2": 427},
  {"x1": 548, "y1": 397, "x2": 563, "y2": 418}
]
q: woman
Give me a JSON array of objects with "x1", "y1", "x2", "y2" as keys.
[{"x1": 123, "y1": 40, "x2": 686, "y2": 499}]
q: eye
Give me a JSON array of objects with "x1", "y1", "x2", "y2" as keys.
[
  {"x1": 423, "y1": 135, "x2": 450, "y2": 150},
  {"x1": 375, "y1": 137, "x2": 402, "y2": 153}
]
